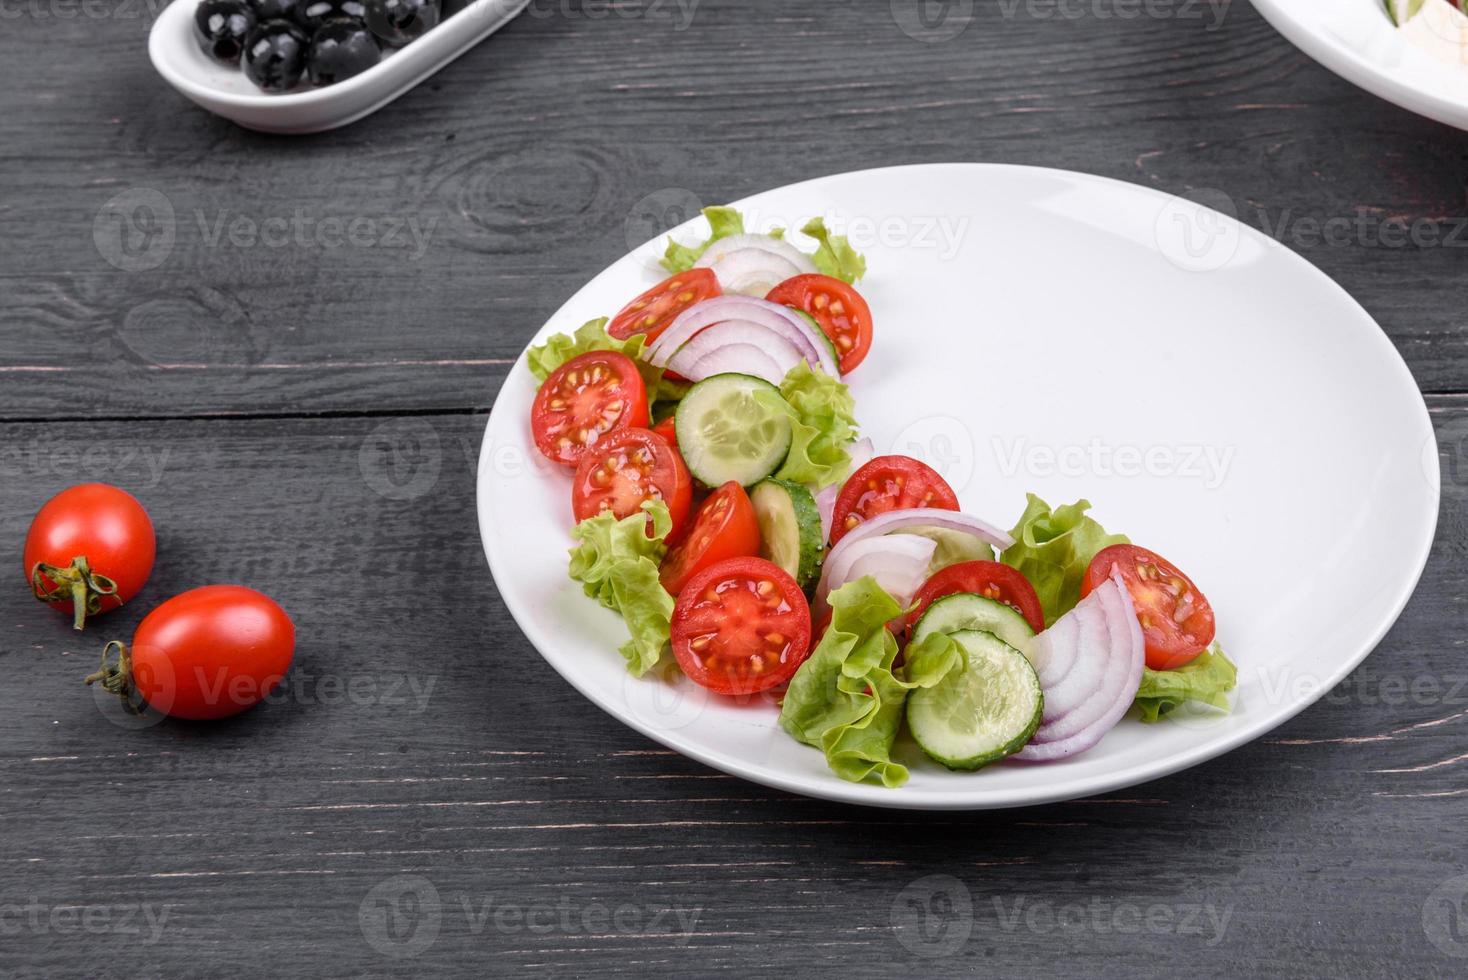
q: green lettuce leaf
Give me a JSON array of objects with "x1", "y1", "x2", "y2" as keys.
[
  {"x1": 778, "y1": 578, "x2": 962, "y2": 787},
  {"x1": 661, "y1": 206, "x2": 751, "y2": 273},
  {"x1": 1135, "y1": 645, "x2": 1238, "y2": 722},
  {"x1": 526, "y1": 317, "x2": 665, "y2": 396},
  {"x1": 567, "y1": 501, "x2": 675, "y2": 677},
  {"x1": 757, "y1": 361, "x2": 859, "y2": 489},
  {"x1": 1000, "y1": 494, "x2": 1129, "y2": 627},
  {"x1": 802, "y1": 217, "x2": 867, "y2": 284}
]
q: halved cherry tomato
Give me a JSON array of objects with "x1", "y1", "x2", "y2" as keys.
[
  {"x1": 904, "y1": 561, "x2": 1045, "y2": 635},
  {"x1": 24, "y1": 483, "x2": 156, "y2": 630},
  {"x1": 670, "y1": 557, "x2": 812, "y2": 696},
  {"x1": 659, "y1": 482, "x2": 760, "y2": 595},
  {"x1": 829, "y1": 455, "x2": 960, "y2": 546},
  {"x1": 85, "y1": 585, "x2": 296, "y2": 721},
  {"x1": 651, "y1": 414, "x2": 678, "y2": 450},
  {"x1": 571, "y1": 428, "x2": 692, "y2": 537},
  {"x1": 531, "y1": 351, "x2": 649, "y2": 468},
  {"x1": 766, "y1": 274, "x2": 873, "y2": 374},
  {"x1": 608, "y1": 268, "x2": 720, "y2": 344},
  {"x1": 1082, "y1": 544, "x2": 1216, "y2": 670}
]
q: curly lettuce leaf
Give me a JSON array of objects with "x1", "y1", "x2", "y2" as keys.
[
  {"x1": 661, "y1": 206, "x2": 751, "y2": 273},
  {"x1": 1135, "y1": 644, "x2": 1238, "y2": 722},
  {"x1": 567, "y1": 501, "x2": 674, "y2": 677},
  {"x1": 801, "y1": 217, "x2": 867, "y2": 284},
  {"x1": 757, "y1": 361, "x2": 859, "y2": 489},
  {"x1": 778, "y1": 578, "x2": 962, "y2": 787},
  {"x1": 1000, "y1": 494, "x2": 1129, "y2": 627}
]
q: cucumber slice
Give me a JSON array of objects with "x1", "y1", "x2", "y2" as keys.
[
  {"x1": 675, "y1": 373, "x2": 792, "y2": 487},
  {"x1": 1385, "y1": 0, "x2": 1425, "y2": 26},
  {"x1": 907, "y1": 629, "x2": 1043, "y2": 770},
  {"x1": 750, "y1": 479, "x2": 824, "y2": 590},
  {"x1": 795, "y1": 309, "x2": 841, "y2": 371},
  {"x1": 911, "y1": 592, "x2": 1035, "y2": 653}
]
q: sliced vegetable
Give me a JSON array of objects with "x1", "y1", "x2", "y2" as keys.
[
  {"x1": 815, "y1": 436, "x2": 875, "y2": 542},
  {"x1": 608, "y1": 268, "x2": 721, "y2": 344},
  {"x1": 904, "y1": 561, "x2": 1045, "y2": 635},
  {"x1": 647, "y1": 295, "x2": 840, "y2": 378},
  {"x1": 750, "y1": 479, "x2": 825, "y2": 591},
  {"x1": 571, "y1": 427, "x2": 692, "y2": 538},
  {"x1": 1384, "y1": 0, "x2": 1427, "y2": 27},
  {"x1": 1000, "y1": 494, "x2": 1129, "y2": 627},
  {"x1": 528, "y1": 318, "x2": 655, "y2": 390},
  {"x1": 695, "y1": 235, "x2": 819, "y2": 296},
  {"x1": 767, "y1": 274, "x2": 874, "y2": 374},
  {"x1": 532, "y1": 350, "x2": 651, "y2": 468},
  {"x1": 661, "y1": 205, "x2": 751, "y2": 273},
  {"x1": 665, "y1": 319, "x2": 805, "y2": 386},
  {"x1": 1082, "y1": 543, "x2": 1216, "y2": 670},
  {"x1": 1014, "y1": 569, "x2": 1145, "y2": 762},
  {"x1": 675, "y1": 374, "x2": 793, "y2": 487},
  {"x1": 24, "y1": 483, "x2": 156, "y2": 630},
  {"x1": 907, "y1": 629, "x2": 1043, "y2": 770},
  {"x1": 896, "y1": 525, "x2": 995, "y2": 577},
  {"x1": 669, "y1": 556, "x2": 812, "y2": 695},
  {"x1": 908, "y1": 591, "x2": 1036, "y2": 653},
  {"x1": 568, "y1": 500, "x2": 675, "y2": 676},
  {"x1": 829, "y1": 455, "x2": 960, "y2": 545},
  {"x1": 816, "y1": 533, "x2": 937, "y2": 614},
  {"x1": 659, "y1": 482, "x2": 761, "y2": 596}
]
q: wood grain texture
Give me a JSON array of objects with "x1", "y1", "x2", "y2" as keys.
[
  {"x1": 2, "y1": 0, "x2": 1467, "y2": 976},
  {"x1": 0, "y1": 405, "x2": 1464, "y2": 978}
]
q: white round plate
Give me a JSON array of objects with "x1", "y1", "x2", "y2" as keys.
[
  {"x1": 150, "y1": 0, "x2": 527, "y2": 134},
  {"x1": 1250, "y1": 0, "x2": 1468, "y2": 131},
  {"x1": 478, "y1": 164, "x2": 1439, "y2": 810}
]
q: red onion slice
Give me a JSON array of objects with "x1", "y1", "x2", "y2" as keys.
[
  {"x1": 1035, "y1": 592, "x2": 1111, "y2": 724},
  {"x1": 815, "y1": 533, "x2": 936, "y2": 615},
  {"x1": 1013, "y1": 570, "x2": 1146, "y2": 762},
  {"x1": 647, "y1": 296, "x2": 839, "y2": 377},
  {"x1": 700, "y1": 248, "x2": 809, "y2": 297},
  {"x1": 665, "y1": 320, "x2": 804, "y2": 386},
  {"x1": 1026, "y1": 608, "x2": 1079, "y2": 689},
  {"x1": 693, "y1": 234, "x2": 818, "y2": 274},
  {"x1": 679, "y1": 344, "x2": 786, "y2": 386}
]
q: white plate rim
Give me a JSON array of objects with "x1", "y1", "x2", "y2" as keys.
[{"x1": 477, "y1": 163, "x2": 1440, "y2": 810}]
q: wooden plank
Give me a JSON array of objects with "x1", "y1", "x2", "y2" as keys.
[
  {"x1": 4, "y1": 4, "x2": 1468, "y2": 420},
  {"x1": 1, "y1": 403, "x2": 1463, "y2": 975}
]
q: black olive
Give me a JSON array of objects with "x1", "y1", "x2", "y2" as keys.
[
  {"x1": 296, "y1": 0, "x2": 367, "y2": 33},
  {"x1": 364, "y1": 0, "x2": 440, "y2": 48},
  {"x1": 307, "y1": 19, "x2": 382, "y2": 87},
  {"x1": 248, "y1": 0, "x2": 304, "y2": 21},
  {"x1": 242, "y1": 19, "x2": 310, "y2": 92},
  {"x1": 194, "y1": 0, "x2": 258, "y2": 65}
]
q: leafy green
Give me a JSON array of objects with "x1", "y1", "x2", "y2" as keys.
[
  {"x1": 661, "y1": 206, "x2": 752, "y2": 273},
  {"x1": 1000, "y1": 494, "x2": 1129, "y2": 627},
  {"x1": 756, "y1": 361, "x2": 859, "y2": 489},
  {"x1": 802, "y1": 217, "x2": 867, "y2": 284},
  {"x1": 567, "y1": 501, "x2": 675, "y2": 677},
  {"x1": 526, "y1": 318, "x2": 665, "y2": 398},
  {"x1": 779, "y1": 578, "x2": 963, "y2": 787},
  {"x1": 1135, "y1": 645, "x2": 1238, "y2": 722}
]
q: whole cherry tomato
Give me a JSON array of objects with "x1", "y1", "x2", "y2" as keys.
[{"x1": 24, "y1": 483, "x2": 156, "y2": 630}]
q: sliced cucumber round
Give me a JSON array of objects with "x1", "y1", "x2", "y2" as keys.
[
  {"x1": 907, "y1": 629, "x2": 1043, "y2": 771},
  {"x1": 675, "y1": 373, "x2": 793, "y2": 487},
  {"x1": 911, "y1": 592, "x2": 1035, "y2": 653},
  {"x1": 750, "y1": 479, "x2": 824, "y2": 590}
]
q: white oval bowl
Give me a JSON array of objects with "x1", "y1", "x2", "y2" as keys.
[{"x1": 149, "y1": 0, "x2": 528, "y2": 134}]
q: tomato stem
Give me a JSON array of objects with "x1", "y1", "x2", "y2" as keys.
[
  {"x1": 29, "y1": 556, "x2": 120, "y2": 631},
  {"x1": 83, "y1": 641, "x2": 142, "y2": 714}
]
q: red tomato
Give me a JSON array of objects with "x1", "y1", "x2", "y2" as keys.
[
  {"x1": 571, "y1": 428, "x2": 692, "y2": 536},
  {"x1": 766, "y1": 274, "x2": 874, "y2": 374},
  {"x1": 829, "y1": 455, "x2": 960, "y2": 546},
  {"x1": 1082, "y1": 544, "x2": 1216, "y2": 670},
  {"x1": 651, "y1": 414, "x2": 678, "y2": 450},
  {"x1": 531, "y1": 351, "x2": 650, "y2": 468},
  {"x1": 24, "y1": 483, "x2": 156, "y2": 630},
  {"x1": 904, "y1": 561, "x2": 1046, "y2": 635},
  {"x1": 85, "y1": 585, "x2": 296, "y2": 721},
  {"x1": 670, "y1": 557, "x2": 812, "y2": 695},
  {"x1": 608, "y1": 268, "x2": 720, "y2": 344},
  {"x1": 659, "y1": 482, "x2": 761, "y2": 595}
]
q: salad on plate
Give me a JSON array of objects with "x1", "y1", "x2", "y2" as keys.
[{"x1": 521, "y1": 207, "x2": 1237, "y2": 788}]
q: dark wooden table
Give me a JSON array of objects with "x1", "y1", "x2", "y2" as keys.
[{"x1": 4, "y1": 1, "x2": 1466, "y2": 976}]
